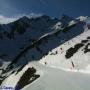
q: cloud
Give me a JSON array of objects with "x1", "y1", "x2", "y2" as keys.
[
  {"x1": 0, "y1": 13, "x2": 43, "y2": 24},
  {"x1": 0, "y1": 15, "x2": 18, "y2": 24}
]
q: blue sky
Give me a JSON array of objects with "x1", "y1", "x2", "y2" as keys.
[{"x1": 0, "y1": 0, "x2": 90, "y2": 17}]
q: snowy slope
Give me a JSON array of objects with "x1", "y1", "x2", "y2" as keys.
[
  {"x1": 40, "y1": 30, "x2": 90, "y2": 72},
  {"x1": 2, "y1": 61, "x2": 90, "y2": 90},
  {"x1": 23, "y1": 62, "x2": 90, "y2": 90},
  {"x1": 1, "y1": 62, "x2": 43, "y2": 90}
]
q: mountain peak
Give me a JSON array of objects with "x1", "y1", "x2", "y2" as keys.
[
  {"x1": 40, "y1": 15, "x2": 50, "y2": 19},
  {"x1": 18, "y1": 16, "x2": 30, "y2": 22},
  {"x1": 61, "y1": 14, "x2": 73, "y2": 20},
  {"x1": 60, "y1": 14, "x2": 74, "y2": 27},
  {"x1": 76, "y1": 16, "x2": 88, "y2": 21}
]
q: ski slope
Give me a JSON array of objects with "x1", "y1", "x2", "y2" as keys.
[{"x1": 24, "y1": 62, "x2": 90, "y2": 90}]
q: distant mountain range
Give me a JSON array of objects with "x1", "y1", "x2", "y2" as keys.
[{"x1": 0, "y1": 14, "x2": 90, "y2": 90}]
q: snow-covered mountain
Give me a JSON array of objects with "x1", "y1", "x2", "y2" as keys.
[
  {"x1": 0, "y1": 14, "x2": 90, "y2": 90},
  {"x1": 0, "y1": 15, "x2": 59, "y2": 61}
]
